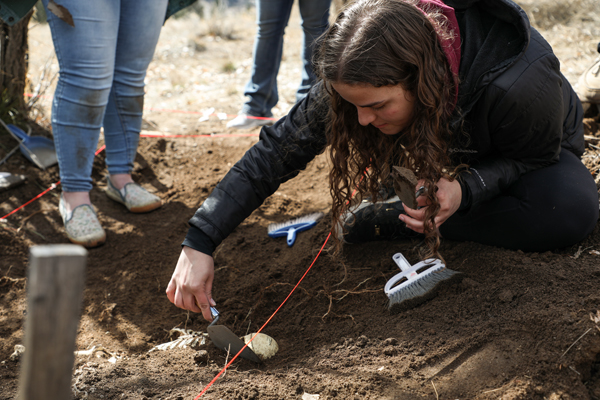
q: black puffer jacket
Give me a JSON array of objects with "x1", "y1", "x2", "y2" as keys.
[{"x1": 183, "y1": 0, "x2": 584, "y2": 252}]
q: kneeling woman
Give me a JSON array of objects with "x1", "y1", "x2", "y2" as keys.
[{"x1": 167, "y1": 0, "x2": 599, "y2": 320}]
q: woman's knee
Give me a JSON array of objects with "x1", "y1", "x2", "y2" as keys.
[{"x1": 556, "y1": 188, "x2": 599, "y2": 243}]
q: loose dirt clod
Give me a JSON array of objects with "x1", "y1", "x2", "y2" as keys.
[{"x1": 391, "y1": 166, "x2": 419, "y2": 209}]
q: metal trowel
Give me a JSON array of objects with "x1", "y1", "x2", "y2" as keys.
[
  {"x1": 0, "y1": 118, "x2": 57, "y2": 170},
  {"x1": 207, "y1": 307, "x2": 261, "y2": 363}
]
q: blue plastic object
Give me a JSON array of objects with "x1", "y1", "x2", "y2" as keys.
[
  {"x1": 268, "y1": 220, "x2": 318, "y2": 247},
  {"x1": 6, "y1": 124, "x2": 57, "y2": 169},
  {"x1": 267, "y1": 212, "x2": 323, "y2": 247}
]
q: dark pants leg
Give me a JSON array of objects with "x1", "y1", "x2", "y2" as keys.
[{"x1": 440, "y1": 149, "x2": 599, "y2": 252}]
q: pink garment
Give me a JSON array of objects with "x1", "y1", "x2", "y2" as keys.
[{"x1": 416, "y1": 0, "x2": 461, "y2": 104}]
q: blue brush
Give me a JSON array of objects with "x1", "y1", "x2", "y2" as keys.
[{"x1": 267, "y1": 212, "x2": 324, "y2": 247}]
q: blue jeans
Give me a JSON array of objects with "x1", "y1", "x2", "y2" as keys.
[
  {"x1": 42, "y1": 0, "x2": 168, "y2": 192},
  {"x1": 241, "y1": 0, "x2": 331, "y2": 117}
]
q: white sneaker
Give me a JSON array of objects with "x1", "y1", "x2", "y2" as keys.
[
  {"x1": 577, "y1": 57, "x2": 600, "y2": 112},
  {"x1": 226, "y1": 114, "x2": 274, "y2": 130}
]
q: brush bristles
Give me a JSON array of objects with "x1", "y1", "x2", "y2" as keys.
[
  {"x1": 267, "y1": 212, "x2": 324, "y2": 233},
  {"x1": 387, "y1": 267, "x2": 460, "y2": 311}
]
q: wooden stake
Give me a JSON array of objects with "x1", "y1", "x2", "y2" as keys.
[{"x1": 17, "y1": 244, "x2": 87, "y2": 400}]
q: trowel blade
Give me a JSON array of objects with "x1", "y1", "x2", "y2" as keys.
[
  {"x1": 207, "y1": 325, "x2": 261, "y2": 363},
  {"x1": 20, "y1": 142, "x2": 58, "y2": 169}
]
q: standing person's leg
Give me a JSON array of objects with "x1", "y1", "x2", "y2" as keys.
[
  {"x1": 102, "y1": 0, "x2": 167, "y2": 213},
  {"x1": 296, "y1": 0, "x2": 331, "y2": 102},
  {"x1": 440, "y1": 149, "x2": 599, "y2": 252},
  {"x1": 42, "y1": 0, "x2": 121, "y2": 247},
  {"x1": 227, "y1": 0, "x2": 294, "y2": 129}
]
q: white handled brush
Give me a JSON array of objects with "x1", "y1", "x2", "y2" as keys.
[
  {"x1": 267, "y1": 212, "x2": 324, "y2": 247},
  {"x1": 385, "y1": 253, "x2": 461, "y2": 313}
]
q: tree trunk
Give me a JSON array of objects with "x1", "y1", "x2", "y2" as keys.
[{"x1": 0, "y1": 10, "x2": 33, "y2": 119}]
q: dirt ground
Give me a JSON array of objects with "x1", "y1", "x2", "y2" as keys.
[{"x1": 2, "y1": 1, "x2": 600, "y2": 399}]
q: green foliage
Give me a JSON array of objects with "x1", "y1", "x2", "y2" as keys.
[
  {"x1": 221, "y1": 61, "x2": 236, "y2": 73},
  {"x1": 32, "y1": 0, "x2": 47, "y2": 23}
]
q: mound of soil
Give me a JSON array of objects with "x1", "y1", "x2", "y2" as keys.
[{"x1": 1, "y1": 2, "x2": 600, "y2": 399}]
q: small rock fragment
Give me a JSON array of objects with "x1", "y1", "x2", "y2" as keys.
[
  {"x1": 193, "y1": 350, "x2": 209, "y2": 364},
  {"x1": 498, "y1": 289, "x2": 515, "y2": 303},
  {"x1": 10, "y1": 345, "x2": 25, "y2": 361},
  {"x1": 383, "y1": 346, "x2": 397, "y2": 356}
]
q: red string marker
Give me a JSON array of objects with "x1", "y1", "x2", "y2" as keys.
[
  {"x1": 194, "y1": 232, "x2": 331, "y2": 399},
  {"x1": 0, "y1": 145, "x2": 105, "y2": 221}
]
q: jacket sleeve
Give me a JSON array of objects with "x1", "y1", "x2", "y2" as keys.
[
  {"x1": 184, "y1": 83, "x2": 329, "y2": 249},
  {"x1": 459, "y1": 36, "x2": 566, "y2": 209},
  {"x1": 0, "y1": 0, "x2": 37, "y2": 25}
]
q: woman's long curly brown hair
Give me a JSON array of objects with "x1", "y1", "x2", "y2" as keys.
[{"x1": 314, "y1": 0, "x2": 459, "y2": 258}]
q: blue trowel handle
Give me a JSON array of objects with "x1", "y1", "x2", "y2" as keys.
[
  {"x1": 287, "y1": 228, "x2": 298, "y2": 247},
  {"x1": 286, "y1": 221, "x2": 318, "y2": 247}
]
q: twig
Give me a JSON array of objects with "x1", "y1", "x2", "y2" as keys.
[
  {"x1": 569, "y1": 366, "x2": 581, "y2": 375},
  {"x1": 482, "y1": 377, "x2": 517, "y2": 394},
  {"x1": 0, "y1": 275, "x2": 26, "y2": 285},
  {"x1": 321, "y1": 312, "x2": 355, "y2": 322},
  {"x1": 330, "y1": 288, "x2": 381, "y2": 301},
  {"x1": 321, "y1": 294, "x2": 334, "y2": 320},
  {"x1": 325, "y1": 277, "x2": 379, "y2": 301},
  {"x1": 241, "y1": 307, "x2": 253, "y2": 327},
  {"x1": 33, "y1": 180, "x2": 50, "y2": 192},
  {"x1": 25, "y1": 227, "x2": 48, "y2": 241},
  {"x1": 17, "y1": 210, "x2": 48, "y2": 233},
  {"x1": 333, "y1": 260, "x2": 348, "y2": 287},
  {"x1": 571, "y1": 246, "x2": 593, "y2": 259},
  {"x1": 214, "y1": 265, "x2": 240, "y2": 273},
  {"x1": 223, "y1": 344, "x2": 231, "y2": 378},
  {"x1": 1, "y1": 224, "x2": 18, "y2": 234},
  {"x1": 74, "y1": 345, "x2": 115, "y2": 359},
  {"x1": 560, "y1": 328, "x2": 592, "y2": 359},
  {"x1": 353, "y1": 277, "x2": 374, "y2": 290},
  {"x1": 27, "y1": 55, "x2": 58, "y2": 109},
  {"x1": 585, "y1": 134, "x2": 600, "y2": 142},
  {"x1": 431, "y1": 380, "x2": 439, "y2": 400},
  {"x1": 142, "y1": 118, "x2": 161, "y2": 131}
]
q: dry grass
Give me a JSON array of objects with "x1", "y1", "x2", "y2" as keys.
[{"x1": 518, "y1": 0, "x2": 600, "y2": 29}]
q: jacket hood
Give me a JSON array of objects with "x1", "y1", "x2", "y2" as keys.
[
  {"x1": 445, "y1": 0, "x2": 531, "y2": 117},
  {"x1": 417, "y1": 0, "x2": 462, "y2": 105}
]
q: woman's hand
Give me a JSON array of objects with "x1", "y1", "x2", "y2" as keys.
[
  {"x1": 166, "y1": 246, "x2": 216, "y2": 322},
  {"x1": 400, "y1": 178, "x2": 462, "y2": 233}
]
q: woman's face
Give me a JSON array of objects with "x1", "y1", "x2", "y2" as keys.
[{"x1": 331, "y1": 82, "x2": 415, "y2": 135}]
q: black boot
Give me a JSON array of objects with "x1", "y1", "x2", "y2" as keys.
[{"x1": 338, "y1": 195, "x2": 420, "y2": 244}]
